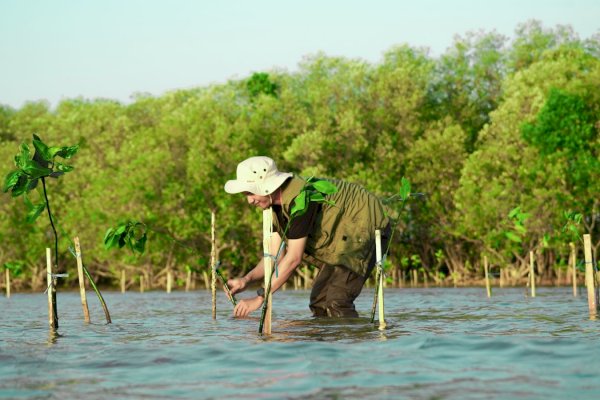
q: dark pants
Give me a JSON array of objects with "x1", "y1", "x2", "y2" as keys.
[{"x1": 309, "y1": 224, "x2": 391, "y2": 317}]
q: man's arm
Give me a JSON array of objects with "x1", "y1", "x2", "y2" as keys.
[
  {"x1": 232, "y1": 232, "x2": 306, "y2": 317},
  {"x1": 265, "y1": 234, "x2": 306, "y2": 294}
]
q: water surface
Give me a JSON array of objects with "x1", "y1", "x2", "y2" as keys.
[{"x1": 1, "y1": 287, "x2": 599, "y2": 399}]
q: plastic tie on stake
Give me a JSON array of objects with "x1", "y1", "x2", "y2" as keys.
[
  {"x1": 44, "y1": 273, "x2": 69, "y2": 294},
  {"x1": 263, "y1": 252, "x2": 279, "y2": 277},
  {"x1": 376, "y1": 255, "x2": 387, "y2": 276},
  {"x1": 213, "y1": 260, "x2": 221, "y2": 272}
]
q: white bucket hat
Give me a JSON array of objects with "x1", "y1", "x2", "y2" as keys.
[{"x1": 224, "y1": 156, "x2": 293, "y2": 195}]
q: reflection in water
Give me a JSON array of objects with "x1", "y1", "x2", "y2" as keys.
[{"x1": 47, "y1": 328, "x2": 62, "y2": 346}]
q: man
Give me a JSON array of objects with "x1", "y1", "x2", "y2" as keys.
[{"x1": 225, "y1": 156, "x2": 391, "y2": 318}]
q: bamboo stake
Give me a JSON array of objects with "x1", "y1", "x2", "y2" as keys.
[
  {"x1": 46, "y1": 248, "x2": 58, "y2": 330},
  {"x1": 483, "y1": 255, "x2": 492, "y2": 298},
  {"x1": 140, "y1": 274, "x2": 145, "y2": 293},
  {"x1": 570, "y1": 242, "x2": 578, "y2": 297},
  {"x1": 73, "y1": 237, "x2": 90, "y2": 323},
  {"x1": 583, "y1": 234, "x2": 597, "y2": 316},
  {"x1": 376, "y1": 230, "x2": 386, "y2": 330},
  {"x1": 529, "y1": 251, "x2": 536, "y2": 297},
  {"x1": 185, "y1": 269, "x2": 192, "y2": 292},
  {"x1": 120, "y1": 269, "x2": 126, "y2": 293},
  {"x1": 412, "y1": 269, "x2": 418, "y2": 287},
  {"x1": 5, "y1": 269, "x2": 10, "y2": 298},
  {"x1": 261, "y1": 208, "x2": 273, "y2": 335},
  {"x1": 211, "y1": 210, "x2": 217, "y2": 319},
  {"x1": 202, "y1": 270, "x2": 209, "y2": 289},
  {"x1": 167, "y1": 270, "x2": 173, "y2": 293}
]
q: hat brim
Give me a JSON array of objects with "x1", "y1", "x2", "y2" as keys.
[
  {"x1": 224, "y1": 172, "x2": 292, "y2": 195},
  {"x1": 224, "y1": 180, "x2": 259, "y2": 194}
]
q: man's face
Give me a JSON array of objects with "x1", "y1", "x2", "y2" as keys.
[{"x1": 243, "y1": 192, "x2": 271, "y2": 210}]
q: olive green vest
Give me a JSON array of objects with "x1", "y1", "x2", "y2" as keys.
[{"x1": 273, "y1": 176, "x2": 390, "y2": 277}]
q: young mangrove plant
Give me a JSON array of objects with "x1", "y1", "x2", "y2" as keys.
[
  {"x1": 258, "y1": 177, "x2": 338, "y2": 335},
  {"x1": 3, "y1": 134, "x2": 79, "y2": 329},
  {"x1": 104, "y1": 220, "x2": 236, "y2": 301}
]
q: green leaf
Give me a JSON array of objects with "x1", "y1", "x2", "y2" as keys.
[
  {"x1": 26, "y1": 202, "x2": 46, "y2": 224},
  {"x1": 290, "y1": 190, "x2": 307, "y2": 217},
  {"x1": 311, "y1": 180, "x2": 338, "y2": 195},
  {"x1": 54, "y1": 145, "x2": 79, "y2": 159},
  {"x1": 55, "y1": 162, "x2": 74, "y2": 173},
  {"x1": 10, "y1": 176, "x2": 28, "y2": 198},
  {"x1": 27, "y1": 178, "x2": 39, "y2": 190},
  {"x1": 14, "y1": 143, "x2": 31, "y2": 169},
  {"x1": 22, "y1": 160, "x2": 52, "y2": 179},
  {"x1": 508, "y1": 206, "x2": 521, "y2": 219},
  {"x1": 3, "y1": 170, "x2": 22, "y2": 192},
  {"x1": 103, "y1": 228, "x2": 115, "y2": 245},
  {"x1": 132, "y1": 233, "x2": 147, "y2": 254},
  {"x1": 308, "y1": 192, "x2": 326, "y2": 203},
  {"x1": 32, "y1": 136, "x2": 52, "y2": 161},
  {"x1": 399, "y1": 177, "x2": 411, "y2": 201},
  {"x1": 505, "y1": 232, "x2": 522, "y2": 243},
  {"x1": 3, "y1": 261, "x2": 24, "y2": 276}
]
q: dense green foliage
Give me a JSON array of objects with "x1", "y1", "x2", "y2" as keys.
[{"x1": 1, "y1": 21, "x2": 599, "y2": 290}]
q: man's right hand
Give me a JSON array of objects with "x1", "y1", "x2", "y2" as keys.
[{"x1": 227, "y1": 277, "x2": 248, "y2": 295}]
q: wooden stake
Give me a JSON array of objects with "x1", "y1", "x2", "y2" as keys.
[
  {"x1": 120, "y1": 269, "x2": 126, "y2": 293},
  {"x1": 484, "y1": 255, "x2": 492, "y2": 298},
  {"x1": 583, "y1": 234, "x2": 597, "y2": 316},
  {"x1": 262, "y1": 208, "x2": 273, "y2": 334},
  {"x1": 5, "y1": 268, "x2": 10, "y2": 298},
  {"x1": 202, "y1": 270, "x2": 209, "y2": 289},
  {"x1": 529, "y1": 251, "x2": 536, "y2": 297},
  {"x1": 46, "y1": 248, "x2": 58, "y2": 330},
  {"x1": 74, "y1": 237, "x2": 90, "y2": 323},
  {"x1": 376, "y1": 230, "x2": 386, "y2": 330},
  {"x1": 211, "y1": 210, "x2": 217, "y2": 319},
  {"x1": 570, "y1": 242, "x2": 578, "y2": 297},
  {"x1": 140, "y1": 274, "x2": 145, "y2": 293},
  {"x1": 167, "y1": 270, "x2": 173, "y2": 293},
  {"x1": 185, "y1": 269, "x2": 192, "y2": 292}
]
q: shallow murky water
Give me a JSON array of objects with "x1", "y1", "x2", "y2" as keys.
[{"x1": 1, "y1": 287, "x2": 599, "y2": 399}]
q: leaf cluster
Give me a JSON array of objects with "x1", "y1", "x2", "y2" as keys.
[
  {"x1": 289, "y1": 177, "x2": 338, "y2": 218},
  {"x1": 104, "y1": 221, "x2": 148, "y2": 254},
  {"x1": 3, "y1": 134, "x2": 78, "y2": 223},
  {"x1": 2, "y1": 261, "x2": 24, "y2": 277}
]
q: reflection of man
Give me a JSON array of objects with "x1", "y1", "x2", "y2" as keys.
[{"x1": 224, "y1": 156, "x2": 391, "y2": 318}]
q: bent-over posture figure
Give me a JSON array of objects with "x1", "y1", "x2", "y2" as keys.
[{"x1": 225, "y1": 156, "x2": 390, "y2": 318}]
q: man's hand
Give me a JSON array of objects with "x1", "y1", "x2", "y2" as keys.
[
  {"x1": 227, "y1": 277, "x2": 248, "y2": 295},
  {"x1": 233, "y1": 296, "x2": 263, "y2": 318}
]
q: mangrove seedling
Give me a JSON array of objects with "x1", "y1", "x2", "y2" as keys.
[{"x1": 3, "y1": 134, "x2": 79, "y2": 329}]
